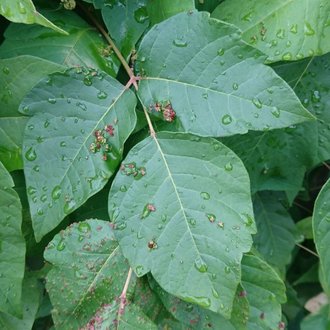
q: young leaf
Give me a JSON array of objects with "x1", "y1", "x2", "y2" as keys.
[
  {"x1": 313, "y1": 178, "x2": 330, "y2": 296},
  {"x1": 0, "y1": 275, "x2": 42, "y2": 330},
  {"x1": 253, "y1": 192, "x2": 298, "y2": 270},
  {"x1": 94, "y1": 0, "x2": 149, "y2": 59},
  {"x1": 137, "y1": 11, "x2": 314, "y2": 137},
  {"x1": 212, "y1": 0, "x2": 330, "y2": 62},
  {"x1": 44, "y1": 219, "x2": 130, "y2": 329},
  {"x1": 0, "y1": 55, "x2": 64, "y2": 171},
  {"x1": 0, "y1": 161, "x2": 26, "y2": 317},
  {"x1": 241, "y1": 254, "x2": 286, "y2": 330},
  {"x1": 147, "y1": 0, "x2": 195, "y2": 25},
  {"x1": 149, "y1": 276, "x2": 249, "y2": 329},
  {"x1": 108, "y1": 132, "x2": 256, "y2": 317},
  {"x1": 0, "y1": 0, "x2": 67, "y2": 35},
  {"x1": 21, "y1": 68, "x2": 137, "y2": 241},
  {"x1": 0, "y1": 9, "x2": 119, "y2": 77}
]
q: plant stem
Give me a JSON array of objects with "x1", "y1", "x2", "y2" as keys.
[
  {"x1": 117, "y1": 267, "x2": 133, "y2": 326},
  {"x1": 78, "y1": 3, "x2": 138, "y2": 89},
  {"x1": 296, "y1": 243, "x2": 319, "y2": 258}
]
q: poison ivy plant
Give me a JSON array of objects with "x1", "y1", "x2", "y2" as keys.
[
  {"x1": 0, "y1": 1, "x2": 329, "y2": 329},
  {"x1": 212, "y1": 0, "x2": 330, "y2": 63}
]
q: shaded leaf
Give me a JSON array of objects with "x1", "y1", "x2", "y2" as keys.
[
  {"x1": 108, "y1": 132, "x2": 256, "y2": 317},
  {"x1": 94, "y1": 0, "x2": 149, "y2": 59},
  {"x1": 137, "y1": 11, "x2": 314, "y2": 138},
  {"x1": 0, "y1": 0, "x2": 67, "y2": 34},
  {"x1": 313, "y1": 178, "x2": 330, "y2": 295},
  {"x1": 149, "y1": 277, "x2": 249, "y2": 329},
  {"x1": 274, "y1": 53, "x2": 330, "y2": 167},
  {"x1": 212, "y1": 0, "x2": 330, "y2": 62},
  {"x1": 44, "y1": 219, "x2": 130, "y2": 329},
  {"x1": 0, "y1": 161, "x2": 26, "y2": 317},
  {"x1": 147, "y1": 0, "x2": 195, "y2": 25},
  {"x1": 0, "y1": 55, "x2": 64, "y2": 171},
  {"x1": 301, "y1": 304, "x2": 330, "y2": 330},
  {"x1": 21, "y1": 68, "x2": 136, "y2": 241},
  {"x1": 296, "y1": 217, "x2": 314, "y2": 240},
  {"x1": 241, "y1": 254, "x2": 286, "y2": 330},
  {"x1": 253, "y1": 192, "x2": 298, "y2": 270},
  {"x1": 0, "y1": 275, "x2": 42, "y2": 330},
  {"x1": 195, "y1": 0, "x2": 223, "y2": 12},
  {"x1": 82, "y1": 300, "x2": 157, "y2": 330},
  {"x1": 0, "y1": 9, "x2": 119, "y2": 77}
]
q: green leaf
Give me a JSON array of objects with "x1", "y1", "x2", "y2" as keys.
[
  {"x1": 241, "y1": 254, "x2": 286, "y2": 330},
  {"x1": 82, "y1": 301, "x2": 157, "y2": 329},
  {"x1": 94, "y1": 0, "x2": 149, "y2": 59},
  {"x1": 0, "y1": 0, "x2": 67, "y2": 35},
  {"x1": 0, "y1": 161, "x2": 26, "y2": 317},
  {"x1": 147, "y1": 0, "x2": 195, "y2": 25},
  {"x1": 0, "y1": 9, "x2": 119, "y2": 77},
  {"x1": 313, "y1": 178, "x2": 330, "y2": 295},
  {"x1": 253, "y1": 192, "x2": 298, "y2": 270},
  {"x1": 212, "y1": 0, "x2": 330, "y2": 62},
  {"x1": 195, "y1": 0, "x2": 223, "y2": 12},
  {"x1": 296, "y1": 217, "x2": 314, "y2": 240},
  {"x1": 137, "y1": 11, "x2": 314, "y2": 137},
  {"x1": 149, "y1": 277, "x2": 249, "y2": 329},
  {"x1": 222, "y1": 125, "x2": 315, "y2": 200},
  {"x1": 21, "y1": 68, "x2": 137, "y2": 241},
  {"x1": 0, "y1": 275, "x2": 42, "y2": 330},
  {"x1": 274, "y1": 53, "x2": 330, "y2": 167},
  {"x1": 108, "y1": 132, "x2": 256, "y2": 317},
  {"x1": 0, "y1": 55, "x2": 64, "y2": 171},
  {"x1": 44, "y1": 219, "x2": 130, "y2": 329},
  {"x1": 301, "y1": 304, "x2": 330, "y2": 330}
]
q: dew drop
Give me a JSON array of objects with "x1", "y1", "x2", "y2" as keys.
[
  {"x1": 290, "y1": 24, "x2": 298, "y2": 34},
  {"x1": 134, "y1": 6, "x2": 149, "y2": 23},
  {"x1": 282, "y1": 52, "x2": 292, "y2": 61},
  {"x1": 97, "y1": 91, "x2": 108, "y2": 99},
  {"x1": 217, "y1": 48, "x2": 225, "y2": 56},
  {"x1": 221, "y1": 114, "x2": 232, "y2": 125},
  {"x1": 135, "y1": 265, "x2": 144, "y2": 276},
  {"x1": 25, "y1": 147, "x2": 37, "y2": 161},
  {"x1": 78, "y1": 222, "x2": 91, "y2": 233},
  {"x1": 224, "y1": 266, "x2": 231, "y2": 274},
  {"x1": 207, "y1": 213, "x2": 216, "y2": 222},
  {"x1": 51, "y1": 186, "x2": 62, "y2": 200},
  {"x1": 64, "y1": 199, "x2": 76, "y2": 214},
  {"x1": 304, "y1": 22, "x2": 315, "y2": 36},
  {"x1": 194, "y1": 257, "x2": 208, "y2": 273},
  {"x1": 27, "y1": 186, "x2": 37, "y2": 195},
  {"x1": 232, "y1": 83, "x2": 238, "y2": 90},
  {"x1": 212, "y1": 288, "x2": 219, "y2": 298},
  {"x1": 252, "y1": 97, "x2": 262, "y2": 109},
  {"x1": 311, "y1": 90, "x2": 321, "y2": 103},
  {"x1": 173, "y1": 38, "x2": 188, "y2": 47},
  {"x1": 200, "y1": 192, "x2": 210, "y2": 200},
  {"x1": 57, "y1": 239, "x2": 66, "y2": 251},
  {"x1": 271, "y1": 108, "x2": 281, "y2": 118},
  {"x1": 120, "y1": 185, "x2": 127, "y2": 192},
  {"x1": 48, "y1": 98, "x2": 56, "y2": 104},
  {"x1": 2, "y1": 66, "x2": 9, "y2": 74},
  {"x1": 224, "y1": 162, "x2": 233, "y2": 171}
]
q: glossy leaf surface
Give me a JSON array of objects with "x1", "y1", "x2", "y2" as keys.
[
  {"x1": 241, "y1": 254, "x2": 286, "y2": 330},
  {"x1": 137, "y1": 11, "x2": 314, "y2": 137},
  {"x1": 0, "y1": 9, "x2": 119, "y2": 77},
  {"x1": 44, "y1": 219, "x2": 129, "y2": 329},
  {"x1": 0, "y1": 55, "x2": 64, "y2": 171},
  {"x1": 21, "y1": 68, "x2": 136, "y2": 241},
  {"x1": 0, "y1": 0, "x2": 67, "y2": 34},
  {"x1": 212, "y1": 0, "x2": 330, "y2": 62},
  {"x1": 109, "y1": 132, "x2": 256, "y2": 317},
  {"x1": 0, "y1": 161, "x2": 26, "y2": 317}
]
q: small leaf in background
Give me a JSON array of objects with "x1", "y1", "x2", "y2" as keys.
[
  {"x1": 0, "y1": 275, "x2": 42, "y2": 330},
  {"x1": 0, "y1": 9, "x2": 120, "y2": 77},
  {"x1": 21, "y1": 68, "x2": 137, "y2": 241},
  {"x1": 147, "y1": 0, "x2": 195, "y2": 25},
  {"x1": 274, "y1": 53, "x2": 330, "y2": 167},
  {"x1": 0, "y1": 161, "x2": 26, "y2": 317},
  {"x1": 44, "y1": 219, "x2": 130, "y2": 329},
  {"x1": 0, "y1": 0, "x2": 67, "y2": 34},
  {"x1": 94, "y1": 0, "x2": 149, "y2": 59},
  {"x1": 149, "y1": 276, "x2": 249, "y2": 329},
  {"x1": 296, "y1": 217, "x2": 314, "y2": 240},
  {"x1": 253, "y1": 192, "x2": 298, "y2": 271},
  {"x1": 313, "y1": 178, "x2": 330, "y2": 295},
  {"x1": 301, "y1": 304, "x2": 330, "y2": 330},
  {"x1": 241, "y1": 254, "x2": 286, "y2": 330},
  {"x1": 81, "y1": 300, "x2": 157, "y2": 329},
  {"x1": 0, "y1": 55, "x2": 64, "y2": 171},
  {"x1": 212, "y1": 0, "x2": 330, "y2": 62},
  {"x1": 109, "y1": 132, "x2": 255, "y2": 317},
  {"x1": 137, "y1": 11, "x2": 314, "y2": 137}
]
